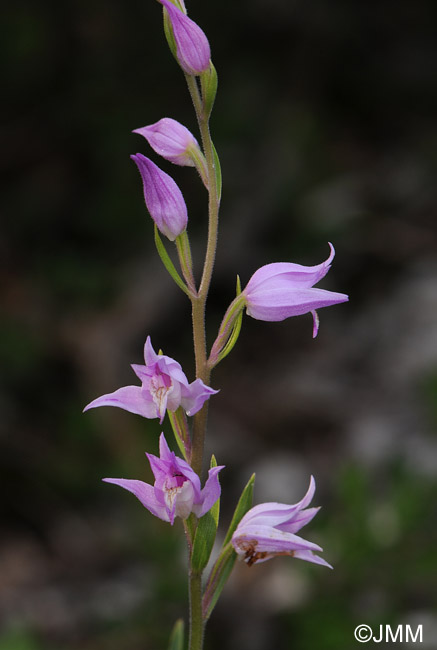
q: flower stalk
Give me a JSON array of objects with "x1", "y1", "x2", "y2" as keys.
[{"x1": 83, "y1": 3, "x2": 349, "y2": 648}]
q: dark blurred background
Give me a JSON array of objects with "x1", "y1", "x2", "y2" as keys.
[{"x1": 2, "y1": 0, "x2": 437, "y2": 648}]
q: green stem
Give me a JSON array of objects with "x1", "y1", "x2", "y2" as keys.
[
  {"x1": 188, "y1": 570, "x2": 204, "y2": 650},
  {"x1": 185, "y1": 74, "x2": 221, "y2": 478},
  {"x1": 184, "y1": 72, "x2": 222, "y2": 650}
]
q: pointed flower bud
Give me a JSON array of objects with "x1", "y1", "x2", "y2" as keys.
[
  {"x1": 159, "y1": 0, "x2": 211, "y2": 76},
  {"x1": 131, "y1": 153, "x2": 188, "y2": 240},
  {"x1": 242, "y1": 243, "x2": 348, "y2": 337},
  {"x1": 231, "y1": 477, "x2": 332, "y2": 568},
  {"x1": 84, "y1": 336, "x2": 218, "y2": 423},
  {"x1": 103, "y1": 434, "x2": 225, "y2": 525},
  {"x1": 133, "y1": 118, "x2": 201, "y2": 167}
]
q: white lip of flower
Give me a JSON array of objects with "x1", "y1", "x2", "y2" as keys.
[
  {"x1": 150, "y1": 375, "x2": 174, "y2": 414},
  {"x1": 164, "y1": 480, "x2": 195, "y2": 520}
]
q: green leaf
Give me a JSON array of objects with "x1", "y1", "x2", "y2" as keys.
[
  {"x1": 209, "y1": 455, "x2": 220, "y2": 527},
  {"x1": 211, "y1": 141, "x2": 222, "y2": 202},
  {"x1": 216, "y1": 305, "x2": 243, "y2": 365},
  {"x1": 223, "y1": 473, "x2": 255, "y2": 546},
  {"x1": 191, "y1": 456, "x2": 220, "y2": 572},
  {"x1": 191, "y1": 511, "x2": 217, "y2": 572},
  {"x1": 202, "y1": 543, "x2": 236, "y2": 621},
  {"x1": 154, "y1": 225, "x2": 190, "y2": 296},
  {"x1": 202, "y1": 474, "x2": 256, "y2": 620},
  {"x1": 168, "y1": 618, "x2": 184, "y2": 650},
  {"x1": 200, "y1": 62, "x2": 218, "y2": 119},
  {"x1": 163, "y1": 11, "x2": 177, "y2": 61}
]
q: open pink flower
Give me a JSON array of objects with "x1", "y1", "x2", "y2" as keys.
[
  {"x1": 242, "y1": 243, "x2": 348, "y2": 336},
  {"x1": 231, "y1": 477, "x2": 332, "y2": 568},
  {"x1": 104, "y1": 434, "x2": 224, "y2": 524},
  {"x1": 84, "y1": 336, "x2": 218, "y2": 423}
]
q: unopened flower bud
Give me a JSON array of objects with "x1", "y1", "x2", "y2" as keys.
[
  {"x1": 133, "y1": 118, "x2": 200, "y2": 167},
  {"x1": 131, "y1": 153, "x2": 188, "y2": 240},
  {"x1": 159, "y1": 0, "x2": 211, "y2": 76}
]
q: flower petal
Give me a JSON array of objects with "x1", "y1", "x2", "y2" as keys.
[
  {"x1": 180, "y1": 378, "x2": 219, "y2": 416},
  {"x1": 277, "y1": 507, "x2": 321, "y2": 534},
  {"x1": 239, "y1": 477, "x2": 317, "y2": 529},
  {"x1": 102, "y1": 478, "x2": 169, "y2": 522},
  {"x1": 83, "y1": 385, "x2": 157, "y2": 418},
  {"x1": 293, "y1": 549, "x2": 333, "y2": 569},
  {"x1": 232, "y1": 524, "x2": 323, "y2": 554},
  {"x1": 245, "y1": 244, "x2": 336, "y2": 293},
  {"x1": 192, "y1": 465, "x2": 225, "y2": 517},
  {"x1": 144, "y1": 335, "x2": 159, "y2": 365},
  {"x1": 246, "y1": 287, "x2": 349, "y2": 322}
]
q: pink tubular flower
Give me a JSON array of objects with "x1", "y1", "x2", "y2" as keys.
[
  {"x1": 104, "y1": 433, "x2": 224, "y2": 524},
  {"x1": 131, "y1": 153, "x2": 187, "y2": 240},
  {"x1": 133, "y1": 118, "x2": 200, "y2": 167},
  {"x1": 231, "y1": 477, "x2": 332, "y2": 568},
  {"x1": 159, "y1": 0, "x2": 211, "y2": 75},
  {"x1": 242, "y1": 243, "x2": 348, "y2": 337},
  {"x1": 84, "y1": 336, "x2": 218, "y2": 423}
]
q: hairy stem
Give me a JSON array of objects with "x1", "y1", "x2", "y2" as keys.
[
  {"x1": 184, "y1": 72, "x2": 222, "y2": 650},
  {"x1": 185, "y1": 73, "x2": 221, "y2": 478},
  {"x1": 188, "y1": 570, "x2": 204, "y2": 650}
]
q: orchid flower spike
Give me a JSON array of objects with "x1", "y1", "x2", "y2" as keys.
[
  {"x1": 131, "y1": 153, "x2": 188, "y2": 240},
  {"x1": 159, "y1": 0, "x2": 211, "y2": 76},
  {"x1": 84, "y1": 336, "x2": 218, "y2": 423},
  {"x1": 242, "y1": 243, "x2": 348, "y2": 337},
  {"x1": 104, "y1": 433, "x2": 224, "y2": 524},
  {"x1": 133, "y1": 118, "x2": 201, "y2": 167},
  {"x1": 232, "y1": 476, "x2": 332, "y2": 568}
]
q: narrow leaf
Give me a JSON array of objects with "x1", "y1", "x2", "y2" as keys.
[
  {"x1": 211, "y1": 141, "x2": 222, "y2": 202},
  {"x1": 209, "y1": 455, "x2": 220, "y2": 527},
  {"x1": 163, "y1": 11, "x2": 177, "y2": 61},
  {"x1": 202, "y1": 543, "x2": 236, "y2": 621},
  {"x1": 168, "y1": 618, "x2": 184, "y2": 650},
  {"x1": 191, "y1": 456, "x2": 220, "y2": 572},
  {"x1": 216, "y1": 308, "x2": 243, "y2": 365},
  {"x1": 223, "y1": 473, "x2": 255, "y2": 546},
  {"x1": 168, "y1": 408, "x2": 190, "y2": 461},
  {"x1": 202, "y1": 474, "x2": 255, "y2": 620},
  {"x1": 200, "y1": 62, "x2": 218, "y2": 118},
  {"x1": 154, "y1": 225, "x2": 190, "y2": 296},
  {"x1": 191, "y1": 511, "x2": 217, "y2": 572}
]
